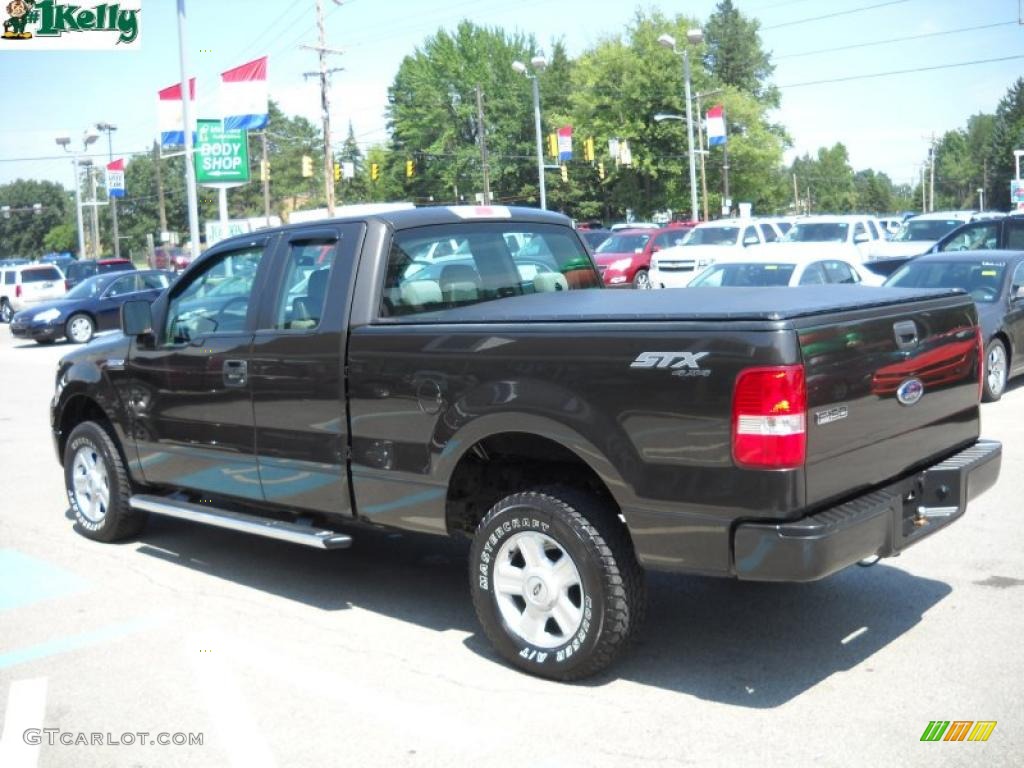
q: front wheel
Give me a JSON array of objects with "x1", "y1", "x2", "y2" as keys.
[
  {"x1": 983, "y1": 338, "x2": 1008, "y2": 402},
  {"x1": 632, "y1": 269, "x2": 650, "y2": 289},
  {"x1": 65, "y1": 313, "x2": 95, "y2": 344},
  {"x1": 64, "y1": 421, "x2": 147, "y2": 542},
  {"x1": 470, "y1": 486, "x2": 645, "y2": 680}
]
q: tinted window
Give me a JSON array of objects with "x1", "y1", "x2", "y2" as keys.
[
  {"x1": 895, "y1": 219, "x2": 964, "y2": 242},
  {"x1": 691, "y1": 263, "x2": 796, "y2": 287},
  {"x1": 866, "y1": 220, "x2": 880, "y2": 239},
  {"x1": 1006, "y1": 220, "x2": 1024, "y2": 250},
  {"x1": 68, "y1": 262, "x2": 97, "y2": 280},
  {"x1": 682, "y1": 226, "x2": 740, "y2": 246},
  {"x1": 21, "y1": 267, "x2": 62, "y2": 283},
  {"x1": 785, "y1": 223, "x2": 849, "y2": 243},
  {"x1": 743, "y1": 226, "x2": 758, "y2": 244},
  {"x1": 886, "y1": 260, "x2": 1005, "y2": 302},
  {"x1": 596, "y1": 233, "x2": 650, "y2": 253},
  {"x1": 98, "y1": 261, "x2": 135, "y2": 274},
  {"x1": 759, "y1": 224, "x2": 778, "y2": 243},
  {"x1": 853, "y1": 222, "x2": 867, "y2": 240},
  {"x1": 799, "y1": 263, "x2": 827, "y2": 285},
  {"x1": 940, "y1": 222, "x2": 1000, "y2": 252},
  {"x1": 1012, "y1": 262, "x2": 1024, "y2": 296},
  {"x1": 106, "y1": 275, "x2": 140, "y2": 297},
  {"x1": 824, "y1": 261, "x2": 858, "y2": 284},
  {"x1": 272, "y1": 240, "x2": 337, "y2": 330},
  {"x1": 381, "y1": 223, "x2": 600, "y2": 318},
  {"x1": 165, "y1": 247, "x2": 264, "y2": 343},
  {"x1": 140, "y1": 273, "x2": 170, "y2": 291},
  {"x1": 3, "y1": 271, "x2": 12, "y2": 285},
  {"x1": 65, "y1": 276, "x2": 107, "y2": 299}
]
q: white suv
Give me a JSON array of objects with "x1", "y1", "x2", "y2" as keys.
[
  {"x1": 0, "y1": 263, "x2": 68, "y2": 323},
  {"x1": 649, "y1": 220, "x2": 766, "y2": 289}
]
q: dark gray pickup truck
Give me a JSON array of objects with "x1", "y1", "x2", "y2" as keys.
[{"x1": 50, "y1": 206, "x2": 1001, "y2": 679}]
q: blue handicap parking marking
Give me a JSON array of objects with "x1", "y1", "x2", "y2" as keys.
[{"x1": 0, "y1": 549, "x2": 87, "y2": 612}]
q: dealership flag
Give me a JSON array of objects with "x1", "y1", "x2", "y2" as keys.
[
  {"x1": 158, "y1": 79, "x2": 196, "y2": 148},
  {"x1": 106, "y1": 159, "x2": 125, "y2": 198},
  {"x1": 557, "y1": 125, "x2": 573, "y2": 161},
  {"x1": 221, "y1": 56, "x2": 269, "y2": 131},
  {"x1": 707, "y1": 104, "x2": 727, "y2": 146}
]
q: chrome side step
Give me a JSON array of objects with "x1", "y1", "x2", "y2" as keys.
[{"x1": 129, "y1": 494, "x2": 352, "y2": 550}]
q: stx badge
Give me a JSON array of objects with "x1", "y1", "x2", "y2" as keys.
[{"x1": 630, "y1": 352, "x2": 711, "y2": 378}]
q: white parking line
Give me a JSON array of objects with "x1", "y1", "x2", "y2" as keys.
[
  {"x1": 187, "y1": 633, "x2": 275, "y2": 768},
  {"x1": 0, "y1": 677, "x2": 48, "y2": 768}
]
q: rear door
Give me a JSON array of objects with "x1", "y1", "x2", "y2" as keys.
[
  {"x1": 19, "y1": 266, "x2": 65, "y2": 303},
  {"x1": 799, "y1": 296, "x2": 980, "y2": 506},
  {"x1": 129, "y1": 238, "x2": 275, "y2": 501},
  {"x1": 250, "y1": 223, "x2": 365, "y2": 517}
]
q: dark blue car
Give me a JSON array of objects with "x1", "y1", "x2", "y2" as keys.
[
  {"x1": 10, "y1": 270, "x2": 174, "y2": 344},
  {"x1": 884, "y1": 250, "x2": 1024, "y2": 402}
]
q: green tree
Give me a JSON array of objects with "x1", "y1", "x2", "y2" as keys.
[
  {"x1": 0, "y1": 179, "x2": 72, "y2": 258},
  {"x1": 43, "y1": 222, "x2": 77, "y2": 253},
  {"x1": 853, "y1": 169, "x2": 894, "y2": 213},
  {"x1": 793, "y1": 143, "x2": 857, "y2": 213},
  {"x1": 337, "y1": 121, "x2": 369, "y2": 204},
  {"x1": 703, "y1": 0, "x2": 778, "y2": 107},
  {"x1": 984, "y1": 78, "x2": 1024, "y2": 210}
]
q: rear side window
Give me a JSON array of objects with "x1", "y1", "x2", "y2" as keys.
[
  {"x1": 824, "y1": 261, "x2": 858, "y2": 284},
  {"x1": 1006, "y1": 220, "x2": 1024, "y2": 251},
  {"x1": 21, "y1": 267, "x2": 62, "y2": 283},
  {"x1": 381, "y1": 222, "x2": 600, "y2": 318},
  {"x1": 799, "y1": 263, "x2": 827, "y2": 285},
  {"x1": 3, "y1": 271, "x2": 13, "y2": 285},
  {"x1": 759, "y1": 224, "x2": 778, "y2": 243},
  {"x1": 272, "y1": 240, "x2": 337, "y2": 330},
  {"x1": 940, "y1": 222, "x2": 1000, "y2": 251}
]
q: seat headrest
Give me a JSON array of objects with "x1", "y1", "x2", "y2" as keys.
[
  {"x1": 439, "y1": 264, "x2": 480, "y2": 287},
  {"x1": 400, "y1": 280, "x2": 443, "y2": 307}
]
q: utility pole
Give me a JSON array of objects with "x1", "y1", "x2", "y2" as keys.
[
  {"x1": 792, "y1": 173, "x2": 800, "y2": 213},
  {"x1": 88, "y1": 165, "x2": 101, "y2": 256},
  {"x1": 97, "y1": 123, "x2": 120, "y2": 259},
  {"x1": 176, "y1": 0, "x2": 201, "y2": 258},
  {"x1": 302, "y1": 0, "x2": 344, "y2": 217},
  {"x1": 928, "y1": 133, "x2": 936, "y2": 212},
  {"x1": 695, "y1": 91, "x2": 709, "y2": 221},
  {"x1": 920, "y1": 165, "x2": 927, "y2": 212},
  {"x1": 721, "y1": 104, "x2": 731, "y2": 217},
  {"x1": 153, "y1": 141, "x2": 168, "y2": 235},
  {"x1": 262, "y1": 131, "x2": 271, "y2": 227},
  {"x1": 475, "y1": 85, "x2": 492, "y2": 205}
]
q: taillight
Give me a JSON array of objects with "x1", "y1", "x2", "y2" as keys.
[
  {"x1": 732, "y1": 365, "x2": 807, "y2": 469},
  {"x1": 15, "y1": 284, "x2": 21, "y2": 298},
  {"x1": 65, "y1": 279, "x2": 70, "y2": 291},
  {"x1": 976, "y1": 326, "x2": 984, "y2": 401}
]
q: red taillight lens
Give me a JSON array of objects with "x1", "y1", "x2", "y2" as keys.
[
  {"x1": 732, "y1": 365, "x2": 807, "y2": 469},
  {"x1": 976, "y1": 326, "x2": 984, "y2": 401},
  {"x1": 65, "y1": 279, "x2": 70, "y2": 291},
  {"x1": 15, "y1": 284, "x2": 21, "y2": 298}
]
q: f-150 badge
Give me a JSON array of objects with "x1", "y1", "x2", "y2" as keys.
[{"x1": 630, "y1": 352, "x2": 711, "y2": 378}]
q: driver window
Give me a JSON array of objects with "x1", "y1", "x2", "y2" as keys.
[
  {"x1": 1013, "y1": 262, "x2": 1024, "y2": 297},
  {"x1": 106, "y1": 275, "x2": 140, "y2": 297},
  {"x1": 165, "y1": 246, "x2": 264, "y2": 344},
  {"x1": 941, "y1": 222, "x2": 999, "y2": 252},
  {"x1": 799, "y1": 263, "x2": 826, "y2": 285}
]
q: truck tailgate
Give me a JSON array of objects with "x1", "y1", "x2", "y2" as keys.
[{"x1": 799, "y1": 296, "x2": 981, "y2": 507}]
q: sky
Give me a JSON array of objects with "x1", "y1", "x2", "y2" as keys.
[{"x1": 0, "y1": 0, "x2": 1021, "y2": 192}]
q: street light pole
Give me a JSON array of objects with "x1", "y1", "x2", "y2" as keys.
[
  {"x1": 513, "y1": 56, "x2": 548, "y2": 210},
  {"x1": 659, "y1": 31, "x2": 704, "y2": 223},
  {"x1": 978, "y1": 187, "x2": 985, "y2": 211},
  {"x1": 97, "y1": 122, "x2": 120, "y2": 259},
  {"x1": 56, "y1": 135, "x2": 87, "y2": 260},
  {"x1": 177, "y1": 0, "x2": 202, "y2": 258}
]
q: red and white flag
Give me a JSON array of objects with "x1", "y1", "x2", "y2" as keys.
[
  {"x1": 221, "y1": 56, "x2": 269, "y2": 131},
  {"x1": 106, "y1": 159, "x2": 125, "y2": 198},
  {"x1": 158, "y1": 79, "x2": 196, "y2": 148},
  {"x1": 707, "y1": 104, "x2": 727, "y2": 146}
]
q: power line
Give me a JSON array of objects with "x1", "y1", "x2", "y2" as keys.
[
  {"x1": 763, "y1": 0, "x2": 911, "y2": 30},
  {"x1": 779, "y1": 54, "x2": 1024, "y2": 89},
  {"x1": 776, "y1": 20, "x2": 1018, "y2": 59}
]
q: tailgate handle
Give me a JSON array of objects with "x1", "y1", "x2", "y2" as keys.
[{"x1": 893, "y1": 320, "x2": 919, "y2": 350}]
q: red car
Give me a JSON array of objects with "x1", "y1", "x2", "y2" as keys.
[
  {"x1": 149, "y1": 246, "x2": 193, "y2": 272},
  {"x1": 592, "y1": 225, "x2": 695, "y2": 288}
]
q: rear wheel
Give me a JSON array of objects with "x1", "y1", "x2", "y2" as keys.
[
  {"x1": 0, "y1": 300, "x2": 11, "y2": 323},
  {"x1": 470, "y1": 486, "x2": 644, "y2": 680},
  {"x1": 983, "y1": 339, "x2": 1008, "y2": 402},
  {"x1": 64, "y1": 421, "x2": 147, "y2": 542},
  {"x1": 632, "y1": 269, "x2": 650, "y2": 289},
  {"x1": 66, "y1": 313, "x2": 95, "y2": 344}
]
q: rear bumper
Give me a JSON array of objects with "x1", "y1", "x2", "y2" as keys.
[{"x1": 733, "y1": 439, "x2": 1001, "y2": 582}]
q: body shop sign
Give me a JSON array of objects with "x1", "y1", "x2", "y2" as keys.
[{"x1": 195, "y1": 120, "x2": 250, "y2": 184}]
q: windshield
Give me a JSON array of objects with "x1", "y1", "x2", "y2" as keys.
[
  {"x1": 895, "y1": 219, "x2": 964, "y2": 242},
  {"x1": 690, "y1": 263, "x2": 797, "y2": 287},
  {"x1": 65, "y1": 275, "x2": 109, "y2": 299},
  {"x1": 596, "y1": 233, "x2": 650, "y2": 254},
  {"x1": 682, "y1": 227, "x2": 740, "y2": 246},
  {"x1": 784, "y1": 222, "x2": 849, "y2": 243},
  {"x1": 885, "y1": 260, "x2": 1006, "y2": 303}
]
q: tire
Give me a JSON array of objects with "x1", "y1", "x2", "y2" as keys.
[
  {"x1": 632, "y1": 269, "x2": 650, "y2": 290},
  {"x1": 0, "y1": 300, "x2": 11, "y2": 323},
  {"x1": 470, "y1": 485, "x2": 645, "y2": 680},
  {"x1": 64, "y1": 421, "x2": 147, "y2": 542},
  {"x1": 982, "y1": 338, "x2": 1008, "y2": 403},
  {"x1": 35, "y1": 339, "x2": 56, "y2": 345},
  {"x1": 65, "y1": 313, "x2": 95, "y2": 344}
]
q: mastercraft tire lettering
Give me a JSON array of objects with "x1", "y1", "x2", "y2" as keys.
[{"x1": 470, "y1": 486, "x2": 645, "y2": 680}]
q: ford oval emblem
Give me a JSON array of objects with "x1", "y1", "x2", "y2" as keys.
[{"x1": 896, "y1": 378, "x2": 924, "y2": 406}]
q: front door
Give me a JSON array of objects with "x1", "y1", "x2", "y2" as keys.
[
  {"x1": 1008, "y1": 261, "x2": 1024, "y2": 376},
  {"x1": 128, "y1": 240, "x2": 274, "y2": 501}
]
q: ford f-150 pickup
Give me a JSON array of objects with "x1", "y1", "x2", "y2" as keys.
[{"x1": 50, "y1": 206, "x2": 1001, "y2": 680}]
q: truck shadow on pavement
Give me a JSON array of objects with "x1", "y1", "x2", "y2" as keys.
[{"x1": 126, "y1": 513, "x2": 950, "y2": 707}]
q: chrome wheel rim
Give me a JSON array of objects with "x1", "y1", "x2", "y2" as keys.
[
  {"x1": 69, "y1": 316, "x2": 92, "y2": 343},
  {"x1": 634, "y1": 271, "x2": 650, "y2": 289},
  {"x1": 0, "y1": 304, "x2": 10, "y2": 322},
  {"x1": 71, "y1": 444, "x2": 110, "y2": 523},
  {"x1": 988, "y1": 344, "x2": 1007, "y2": 396},
  {"x1": 493, "y1": 531, "x2": 584, "y2": 649}
]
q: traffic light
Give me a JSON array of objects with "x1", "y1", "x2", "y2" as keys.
[
  {"x1": 584, "y1": 137, "x2": 595, "y2": 162},
  {"x1": 333, "y1": 162, "x2": 341, "y2": 182},
  {"x1": 598, "y1": 161, "x2": 605, "y2": 180},
  {"x1": 301, "y1": 154, "x2": 313, "y2": 178},
  {"x1": 260, "y1": 160, "x2": 270, "y2": 182},
  {"x1": 547, "y1": 133, "x2": 558, "y2": 159},
  {"x1": 370, "y1": 162, "x2": 380, "y2": 181},
  {"x1": 560, "y1": 164, "x2": 568, "y2": 182},
  {"x1": 405, "y1": 159, "x2": 415, "y2": 178}
]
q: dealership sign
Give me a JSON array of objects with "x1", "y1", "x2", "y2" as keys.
[{"x1": 194, "y1": 119, "x2": 250, "y2": 184}]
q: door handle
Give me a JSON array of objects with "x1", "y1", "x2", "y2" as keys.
[{"x1": 223, "y1": 359, "x2": 248, "y2": 387}]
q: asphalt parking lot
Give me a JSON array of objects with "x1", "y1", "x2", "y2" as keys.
[{"x1": 0, "y1": 328, "x2": 1022, "y2": 768}]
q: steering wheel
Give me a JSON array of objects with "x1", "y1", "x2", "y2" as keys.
[
  {"x1": 216, "y1": 296, "x2": 249, "y2": 324},
  {"x1": 969, "y1": 285, "x2": 998, "y2": 302}
]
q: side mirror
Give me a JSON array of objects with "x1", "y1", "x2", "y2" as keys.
[
  {"x1": 854, "y1": 232, "x2": 871, "y2": 244},
  {"x1": 121, "y1": 300, "x2": 153, "y2": 337},
  {"x1": 743, "y1": 236, "x2": 759, "y2": 247},
  {"x1": 1013, "y1": 285, "x2": 1024, "y2": 303}
]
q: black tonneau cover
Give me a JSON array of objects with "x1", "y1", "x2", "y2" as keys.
[{"x1": 383, "y1": 285, "x2": 966, "y2": 324}]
